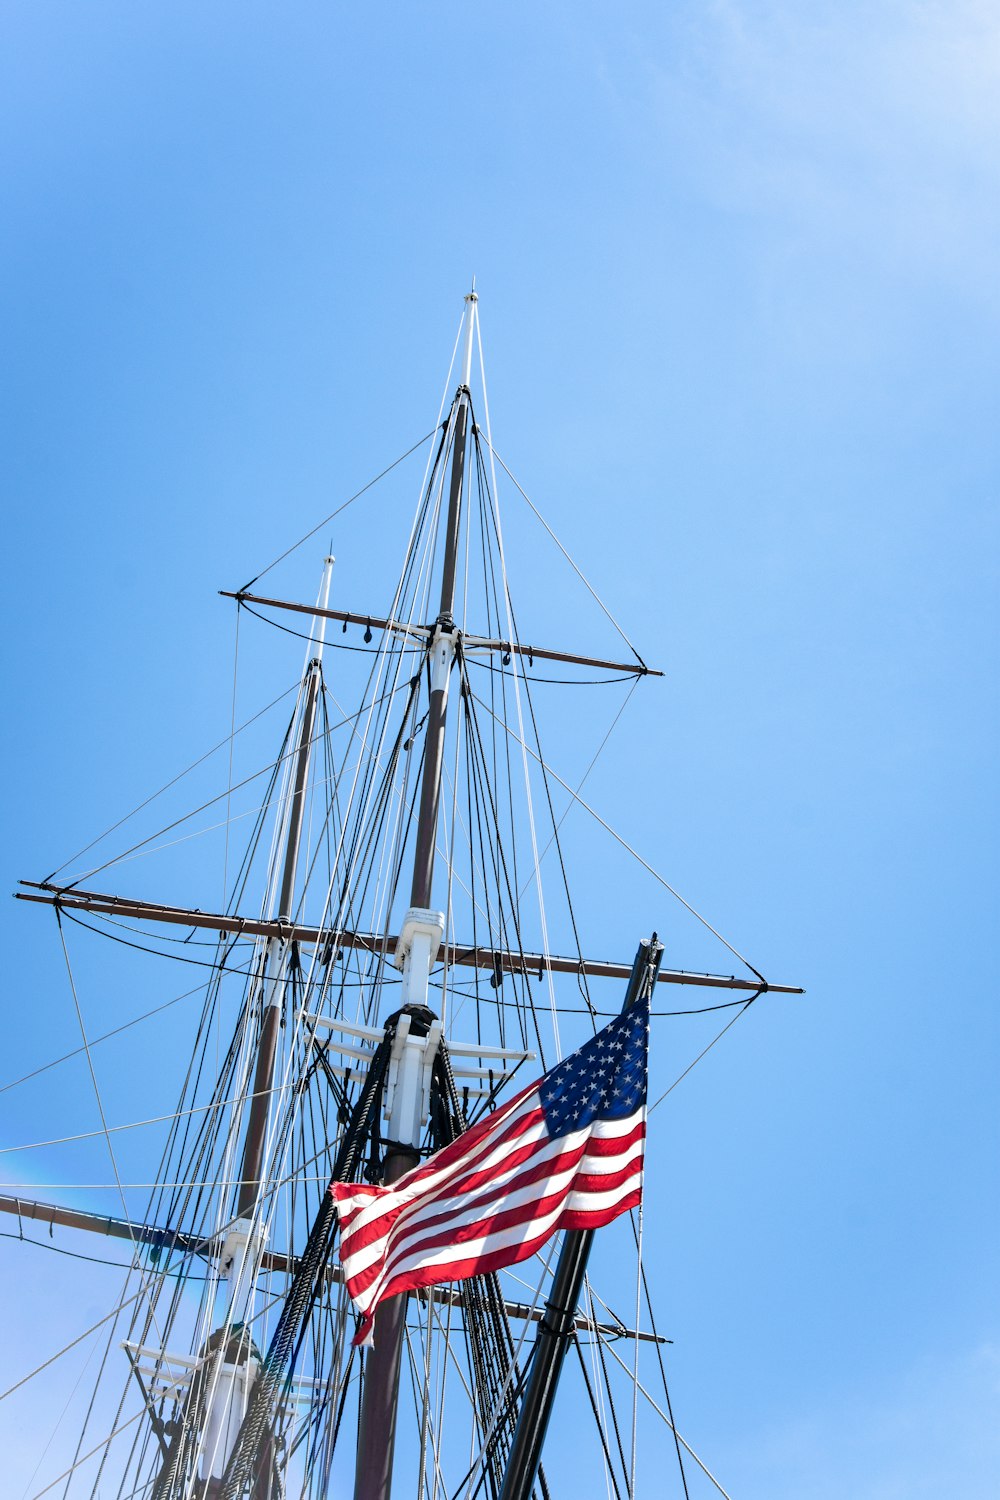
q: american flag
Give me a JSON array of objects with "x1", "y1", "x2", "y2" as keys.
[{"x1": 331, "y1": 996, "x2": 650, "y2": 1347}]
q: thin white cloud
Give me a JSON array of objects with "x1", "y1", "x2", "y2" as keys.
[{"x1": 636, "y1": 1, "x2": 1000, "y2": 314}]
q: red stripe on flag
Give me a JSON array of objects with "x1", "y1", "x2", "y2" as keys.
[{"x1": 354, "y1": 1185, "x2": 644, "y2": 1346}]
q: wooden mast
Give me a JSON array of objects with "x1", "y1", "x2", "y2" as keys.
[
  {"x1": 193, "y1": 558, "x2": 333, "y2": 1498},
  {"x1": 353, "y1": 288, "x2": 477, "y2": 1500},
  {"x1": 235, "y1": 653, "x2": 321, "y2": 1216}
]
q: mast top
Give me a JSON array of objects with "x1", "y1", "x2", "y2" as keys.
[
  {"x1": 311, "y1": 553, "x2": 336, "y2": 662},
  {"x1": 460, "y1": 287, "x2": 477, "y2": 390}
]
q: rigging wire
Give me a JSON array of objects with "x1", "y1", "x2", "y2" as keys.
[
  {"x1": 468, "y1": 685, "x2": 768, "y2": 986},
  {"x1": 598, "y1": 1338, "x2": 734, "y2": 1500},
  {"x1": 483, "y1": 438, "x2": 649, "y2": 673},
  {"x1": 630, "y1": 1204, "x2": 643, "y2": 1498},
  {"x1": 55, "y1": 915, "x2": 145, "y2": 1268},
  {"x1": 470, "y1": 426, "x2": 598, "y2": 1024},
  {"x1": 237, "y1": 599, "x2": 400, "y2": 654},
  {"x1": 222, "y1": 601, "x2": 241, "y2": 906},
  {"x1": 28, "y1": 1407, "x2": 146, "y2": 1500},
  {"x1": 26, "y1": 1285, "x2": 294, "y2": 1500},
  {"x1": 512, "y1": 674, "x2": 637, "y2": 906},
  {"x1": 648, "y1": 994, "x2": 761, "y2": 1114},
  {"x1": 465, "y1": 658, "x2": 644, "y2": 687},
  {"x1": 20, "y1": 1308, "x2": 103, "y2": 1500},
  {"x1": 633, "y1": 1253, "x2": 689, "y2": 1499},
  {"x1": 469, "y1": 357, "x2": 563, "y2": 1055},
  {"x1": 46, "y1": 905, "x2": 257, "y2": 972},
  {"x1": 42, "y1": 681, "x2": 299, "y2": 887},
  {"x1": 0, "y1": 1279, "x2": 160, "y2": 1404},
  {"x1": 0, "y1": 1230, "x2": 211, "y2": 1280},
  {"x1": 571, "y1": 1330, "x2": 623, "y2": 1500},
  {"x1": 54, "y1": 676, "x2": 413, "y2": 891},
  {"x1": 238, "y1": 426, "x2": 440, "y2": 592},
  {"x1": 0, "y1": 979, "x2": 211, "y2": 1097},
  {"x1": 0, "y1": 1081, "x2": 294, "y2": 1155}
]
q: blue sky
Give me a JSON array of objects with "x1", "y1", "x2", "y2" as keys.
[{"x1": 2, "y1": 3, "x2": 998, "y2": 1496}]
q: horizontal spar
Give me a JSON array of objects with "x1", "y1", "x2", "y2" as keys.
[
  {"x1": 220, "y1": 591, "x2": 428, "y2": 645},
  {"x1": 0, "y1": 1193, "x2": 210, "y2": 1259},
  {"x1": 0, "y1": 1195, "x2": 664, "y2": 1343},
  {"x1": 0, "y1": 1192, "x2": 330, "y2": 1278},
  {"x1": 0, "y1": 1193, "x2": 327, "y2": 1280},
  {"x1": 222, "y1": 589, "x2": 662, "y2": 677},
  {"x1": 16, "y1": 883, "x2": 803, "y2": 993}
]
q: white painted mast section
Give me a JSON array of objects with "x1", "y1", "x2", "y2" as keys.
[
  {"x1": 202, "y1": 1335, "x2": 257, "y2": 1492},
  {"x1": 460, "y1": 284, "x2": 476, "y2": 390},
  {"x1": 311, "y1": 553, "x2": 336, "y2": 659}
]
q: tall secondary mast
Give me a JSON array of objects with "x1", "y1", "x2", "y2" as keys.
[
  {"x1": 236, "y1": 557, "x2": 332, "y2": 1218},
  {"x1": 185, "y1": 558, "x2": 334, "y2": 1498}
]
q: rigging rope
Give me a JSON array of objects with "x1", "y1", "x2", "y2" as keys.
[
  {"x1": 10, "y1": 310, "x2": 766, "y2": 1499},
  {"x1": 648, "y1": 995, "x2": 761, "y2": 1114},
  {"x1": 598, "y1": 1338, "x2": 734, "y2": 1500},
  {"x1": 222, "y1": 598, "x2": 241, "y2": 906},
  {"x1": 468, "y1": 686, "x2": 767, "y2": 986},
  {"x1": 58, "y1": 677, "x2": 412, "y2": 891},
  {"x1": 0, "y1": 1230, "x2": 211, "y2": 1279},
  {"x1": 239, "y1": 427, "x2": 440, "y2": 592},
  {"x1": 43, "y1": 682, "x2": 299, "y2": 887},
  {"x1": 483, "y1": 439, "x2": 648, "y2": 673},
  {"x1": 55, "y1": 914, "x2": 147, "y2": 1275},
  {"x1": 470, "y1": 364, "x2": 563, "y2": 1057},
  {"x1": 0, "y1": 978, "x2": 210, "y2": 1097}
]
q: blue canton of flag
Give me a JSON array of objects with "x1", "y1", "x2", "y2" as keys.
[{"x1": 540, "y1": 996, "x2": 650, "y2": 1138}]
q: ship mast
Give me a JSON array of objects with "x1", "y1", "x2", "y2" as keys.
[
  {"x1": 6, "y1": 293, "x2": 809, "y2": 1500},
  {"x1": 192, "y1": 557, "x2": 334, "y2": 1498},
  {"x1": 353, "y1": 288, "x2": 477, "y2": 1500},
  {"x1": 235, "y1": 566, "x2": 329, "y2": 1219}
]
